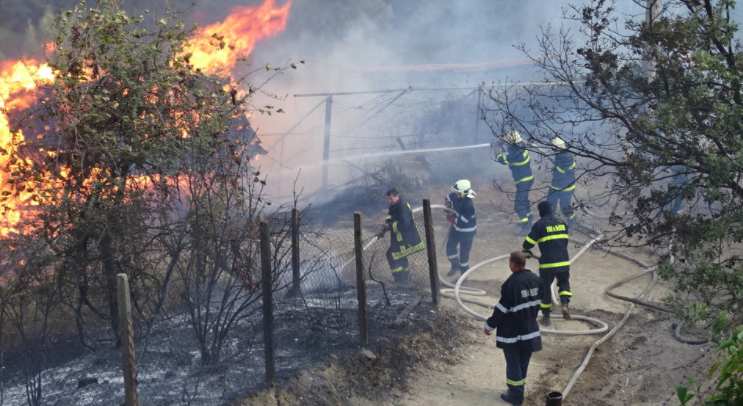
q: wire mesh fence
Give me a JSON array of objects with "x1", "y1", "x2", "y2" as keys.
[{"x1": 0, "y1": 205, "x2": 441, "y2": 406}]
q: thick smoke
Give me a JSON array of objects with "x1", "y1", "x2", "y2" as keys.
[{"x1": 229, "y1": 0, "x2": 580, "y2": 205}]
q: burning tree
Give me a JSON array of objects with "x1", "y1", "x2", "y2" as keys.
[
  {"x1": 1, "y1": 0, "x2": 292, "y2": 351},
  {"x1": 483, "y1": 0, "x2": 743, "y2": 326}
]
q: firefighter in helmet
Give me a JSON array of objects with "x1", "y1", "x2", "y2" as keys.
[
  {"x1": 492, "y1": 131, "x2": 534, "y2": 233},
  {"x1": 444, "y1": 180, "x2": 477, "y2": 277},
  {"x1": 522, "y1": 201, "x2": 572, "y2": 326},
  {"x1": 546, "y1": 137, "x2": 578, "y2": 228},
  {"x1": 377, "y1": 188, "x2": 425, "y2": 284}
]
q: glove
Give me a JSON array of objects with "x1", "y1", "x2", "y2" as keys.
[
  {"x1": 444, "y1": 199, "x2": 452, "y2": 209},
  {"x1": 375, "y1": 233, "x2": 384, "y2": 239},
  {"x1": 446, "y1": 214, "x2": 457, "y2": 225},
  {"x1": 522, "y1": 249, "x2": 534, "y2": 259}
]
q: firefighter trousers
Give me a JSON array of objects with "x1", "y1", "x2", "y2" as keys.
[
  {"x1": 546, "y1": 188, "x2": 576, "y2": 223},
  {"x1": 539, "y1": 271, "x2": 571, "y2": 309},
  {"x1": 514, "y1": 179, "x2": 534, "y2": 224},
  {"x1": 446, "y1": 228, "x2": 475, "y2": 271},
  {"x1": 503, "y1": 346, "x2": 533, "y2": 403}
]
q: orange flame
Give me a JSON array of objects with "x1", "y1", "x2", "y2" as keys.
[
  {"x1": 0, "y1": 0, "x2": 291, "y2": 237},
  {"x1": 188, "y1": 0, "x2": 291, "y2": 74}
]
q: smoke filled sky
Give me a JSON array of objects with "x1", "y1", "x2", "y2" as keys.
[{"x1": 0, "y1": 0, "x2": 650, "y2": 203}]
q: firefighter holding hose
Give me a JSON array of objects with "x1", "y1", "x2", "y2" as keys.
[
  {"x1": 377, "y1": 188, "x2": 425, "y2": 284},
  {"x1": 444, "y1": 179, "x2": 477, "y2": 278},
  {"x1": 492, "y1": 131, "x2": 534, "y2": 234},
  {"x1": 522, "y1": 201, "x2": 572, "y2": 326}
]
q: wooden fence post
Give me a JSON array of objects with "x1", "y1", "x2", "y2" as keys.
[
  {"x1": 117, "y1": 274, "x2": 138, "y2": 406},
  {"x1": 423, "y1": 199, "x2": 441, "y2": 309},
  {"x1": 260, "y1": 220, "x2": 275, "y2": 385},
  {"x1": 354, "y1": 212, "x2": 369, "y2": 345},
  {"x1": 290, "y1": 207, "x2": 301, "y2": 297}
]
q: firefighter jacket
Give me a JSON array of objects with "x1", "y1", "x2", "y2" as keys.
[
  {"x1": 523, "y1": 213, "x2": 570, "y2": 274},
  {"x1": 386, "y1": 197, "x2": 425, "y2": 260},
  {"x1": 493, "y1": 142, "x2": 533, "y2": 184},
  {"x1": 445, "y1": 192, "x2": 477, "y2": 233},
  {"x1": 484, "y1": 268, "x2": 543, "y2": 351},
  {"x1": 551, "y1": 151, "x2": 576, "y2": 191}
]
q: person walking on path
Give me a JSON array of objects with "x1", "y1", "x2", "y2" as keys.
[
  {"x1": 483, "y1": 251, "x2": 543, "y2": 406},
  {"x1": 444, "y1": 179, "x2": 477, "y2": 277},
  {"x1": 522, "y1": 201, "x2": 572, "y2": 326},
  {"x1": 377, "y1": 188, "x2": 425, "y2": 284},
  {"x1": 492, "y1": 131, "x2": 534, "y2": 233}
]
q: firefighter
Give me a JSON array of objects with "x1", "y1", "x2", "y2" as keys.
[
  {"x1": 546, "y1": 137, "x2": 578, "y2": 228},
  {"x1": 522, "y1": 201, "x2": 571, "y2": 326},
  {"x1": 377, "y1": 188, "x2": 425, "y2": 284},
  {"x1": 492, "y1": 131, "x2": 534, "y2": 233},
  {"x1": 444, "y1": 179, "x2": 477, "y2": 277},
  {"x1": 483, "y1": 251, "x2": 542, "y2": 406}
]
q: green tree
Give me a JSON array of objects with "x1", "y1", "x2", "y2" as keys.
[
  {"x1": 2, "y1": 0, "x2": 271, "y2": 346},
  {"x1": 482, "y1": 0, "x2": 743, "y2": 325}
]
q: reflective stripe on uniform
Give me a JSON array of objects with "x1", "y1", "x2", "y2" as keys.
[
  {"x1": 540, "y1": 303, "x2": 552, "y2": 309},
  {"x1": 507, "y1": 378, "x2": 526, "y2": 386},
  {"x1": 510, "y1": 151, "x2": 530, "y2": 166},
  {"x1": 514, "y1": 175, "x2": 534, "y2": 184},
  {"x1": 537, "y1": 234, "x2": 569, "y2": 243},
  {"x1": 505, "y1": 299, "x2": 541, "y2": 313},
  {"x1": 496, "y1": 330, "x2": 541, "y2": 344},
  {"x1": 549, "y1": 184, "x2": 576, "y2": 191},
  {"x1": 525, "y1": 236, "x2": 537, "y2": 245},
  {"x1": 559, "y1": 291, "x2": 572, "y2": 296},
  {"x1": 540, "y1": 261, "x2": 570, "y2": 269},
  {"x1": 454, "y1": 226, "x2": 477, "y2": 232},
  {"x1": 391, "y1": 241, "x2": 425, "y2": 260}
]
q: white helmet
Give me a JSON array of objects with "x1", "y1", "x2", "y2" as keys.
[
  {"x1": 551, "y1": 137, "x2": 566, "y2": 150},
  {"x1": 504, "y1": 131, "x2": 522, "y2": 144},
  {"x1": 452, "y1": 179, "x2": 473, "y2": 196}
]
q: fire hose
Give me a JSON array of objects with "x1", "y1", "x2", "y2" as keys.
[
  {"x1": 423, "y1": 205, "x2": 705, "y2": 401},
  {"x1": 355, "y1": 204, "x2": 705, "y2": 401}
]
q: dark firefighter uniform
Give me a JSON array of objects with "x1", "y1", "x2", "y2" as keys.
[
  {"x1": 522, "y1": 208, "x2": 571, "y2": 312},
  {"x1": 546, "y1": 150, "x2": 577, "y2": 226},
  {"x1": 445, "y1": 191, "x2": 477, "y2": 275},
  {"x1": 386, "y1": 196, "x2": 425, "y2": 282},
  {"x1": 494, "y1": 142, "x2": 534, "y2": 228},
  {"x1": 484, "y1": 267, "x2": 542, "y2": 405}
]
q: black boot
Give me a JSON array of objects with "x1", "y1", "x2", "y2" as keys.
[
  {"x1": 561, "y1": 300, "x2": 571, "y2": 320},
  {"x1": 539, "y1": 308, "x2": 551, "y2": 326},
  {"x1": 459, "y1": 266, "x2": 469, "y2": 276},
  {"x1": 446, "y1": 261, "x2": 459, "y2": 277},
  {"x1": 393, "y1": 270, "x2": 410, "y2": 285}
]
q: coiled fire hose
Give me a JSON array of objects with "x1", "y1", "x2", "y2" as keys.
[
  {"x1": 357, "y1": 205, "x2": 705, "y2": 401},
  {"x1": 422, "y1": 205, "x2": 706, "y2": 400}
]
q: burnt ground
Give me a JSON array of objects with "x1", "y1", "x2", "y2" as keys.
[
  {"x1": 233, "y1": 179, "x2": 723, "y2": 406},
  {"x1": 232, "y1": 300, "x2": 718, "y2": 406},
  {"x1": 0, "y1": 175, "x2": 726, "y2": 406}
]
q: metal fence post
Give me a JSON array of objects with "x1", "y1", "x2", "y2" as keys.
[
  {"x1": 354, "y1": 212, "x2": 369, "y2": 345},
  {"x1": 422, "y1": 199, "x2": 441, "y2": 309},
  {"x1": 260, "y1": 220, "x2": 275, "y2": 385},
  {"x1": 290, "y1": 207, "x2": 301, "y2": 297},
  {"x1": 117, "y1": 274, "x2": 138, "y2": 406}
]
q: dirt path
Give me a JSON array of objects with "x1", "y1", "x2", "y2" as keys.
[
  {"x1": 388, "y1": 197, "x2": 717, "y2": 406},
  {"x1": 237, "y1": 186, "x2": 718, "y2": 406}
]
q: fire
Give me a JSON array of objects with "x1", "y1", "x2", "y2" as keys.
[
  {"x1": 0, "y1": 58, "x2": 53, "y2": 236},
  {"x1": 0, "y1": 0, "x2": 291, "y2": 237},
  {"x1": 188, "y1": 0, "x2": 291, "y2": 75}
]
